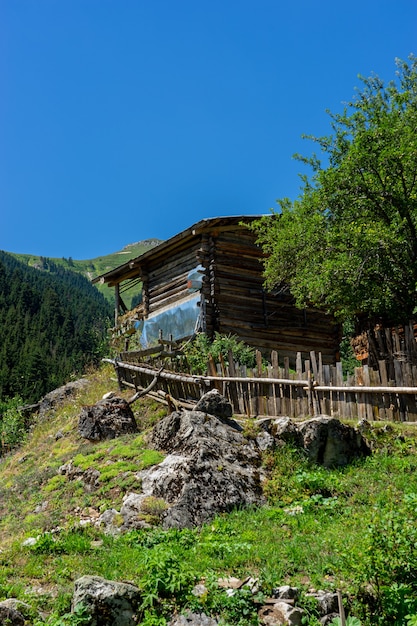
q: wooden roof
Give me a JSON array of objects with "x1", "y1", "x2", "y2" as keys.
[{"x1": 92, "y1": 215, "x2": 267, "y2": 287}]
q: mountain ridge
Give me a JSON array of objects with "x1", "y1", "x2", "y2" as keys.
[{"x1": 6, "y1": 238, "x2": 163, "y2": 306}]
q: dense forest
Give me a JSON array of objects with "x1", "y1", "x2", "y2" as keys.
[{"x1": 0, "y1": 251, "x2": 113, "y2": 404}]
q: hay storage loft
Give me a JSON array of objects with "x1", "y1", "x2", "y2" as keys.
[{"x1": 93, "y1": 216, "x2": 340, "y2": 365}]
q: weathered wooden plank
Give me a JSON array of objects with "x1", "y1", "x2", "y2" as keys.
[{"x1": 107, "y1": 352, "x2": 417, "y2": 422}]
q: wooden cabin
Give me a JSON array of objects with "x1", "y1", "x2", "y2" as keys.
[{"x1": 93, "y1": 216, "x2": 340, "y2": 365}]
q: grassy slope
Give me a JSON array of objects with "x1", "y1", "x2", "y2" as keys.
[{"x1": 1, "y1": 364, "x2": 417, "y2": 624}]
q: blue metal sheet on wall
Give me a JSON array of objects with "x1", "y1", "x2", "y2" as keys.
[{"x1": 135, "y1": 293, "x2": 202, "y2": 347}]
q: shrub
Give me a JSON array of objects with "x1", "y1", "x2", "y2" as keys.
[
  {"x1": 0, "y1": 396, "x2": 27, "y2": 452},
  {"x1": 356, "y1": 493, "x2": 417, "y2": 624},
  {"x1": 181, "y1": 332, "x2": 257, "y2": 375}
]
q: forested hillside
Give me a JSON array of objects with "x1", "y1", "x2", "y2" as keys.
[
  {"x1": 0, "y1": 251, "x2": 112, "y2": 403},
  {"x1": 11, "y1": 238, "x2": 161, "y2": 307}
]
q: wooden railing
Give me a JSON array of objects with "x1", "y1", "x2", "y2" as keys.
[{"x1": 105, "y1": 348, "x2": 417, "y2": 421}]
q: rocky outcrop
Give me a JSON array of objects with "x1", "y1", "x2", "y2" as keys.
[
  {"x1": 260, "y1": 414, "x2": 371, "y2": 467},
  {"x1": 139, "y1": 390, "x2": 265, "y2": 528},
  {"x1": 38, "y1": 379, "x2": 90, "y2": 417},
  {"x1": 298, "y1": 416, "x2": 371, "y2": 467},
  {"x1": 78, "y1": 396, "x2": 138, "y2": 441},
  {"x1": 72, "y1": 575, "x2": 141, "y2": 626},
  {"x1": 90, "y1": 393, "x2": 370, "y2": 531}
]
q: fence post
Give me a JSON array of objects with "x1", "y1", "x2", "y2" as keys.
[
  {"x1": 307, "y1": 370, "x2": 314, "y2": 416},
  {"x1": 337, "y1": 590, "x2": 346, "y2": 626}
]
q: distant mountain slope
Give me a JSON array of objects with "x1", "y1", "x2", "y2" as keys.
[
  {"x1": 9, "y1": 239, "x2": 162, "y2": 306},
  {"x1": 0, "y1": 251, "x2": 113, "y2": 403}
]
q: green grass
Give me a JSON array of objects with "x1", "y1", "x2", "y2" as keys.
[{"x1": 1, "y1": 364, "x2": 417, "y2": 624}]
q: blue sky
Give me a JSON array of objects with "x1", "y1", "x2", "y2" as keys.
[{"x1": 1, "y1": 1, "x2": 416, "y2": 259}]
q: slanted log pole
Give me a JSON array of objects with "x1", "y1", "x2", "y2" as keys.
[{"x1": 127, "y1": 366, "x2": 164, "y2": 404}]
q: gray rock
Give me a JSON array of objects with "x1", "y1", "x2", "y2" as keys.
[
  {"x1": 191, "y1": 584, "x2": 209, "y2": 598},
  {"x1": 272, "y1": 585, "x2": 299, "y2": 601},
  {"x1": 72, "y1": 575, "x2": 141, "y2": 626},
  {"x1": 305, "y1": 590, "x2": 341, "y2": 620},
  {"x1": 169, "y1": 612, "x2": 219, "y2": 626},
  {"x1": 38, "y1": 379, "x2": 90, "y2": 416},
  {"x1": 320, "y1": 614, "x2": 340, "y2": 625},
  {"x1": 259, "y1": 601, "x2": 304, "y2": 625},
  {"x1": 194, "y1": 389, "x2": 234, "y2": 420},
  {"x1": 58, "y1": 460, "x2": 100, "y2": 492},
  {"x1": 22, "y1": 537, "x2": 38, "y2": 547},
  {"x1": 0, "y1": 601, "x2": 25, "y2": 626},
  {"x1": 143, "y1": 405, "x2": 265, "y2": 528},
  {"x1": 268, "y1": 417, "x2": 304, "y2": 447},
  {"x1": 98, "y1": 508, "x2": 121, "y2": 534},
  {"x1": 78, "y1": 397, "x2": 138, "y2": 441},
  {"x1": 299, "y1": 416, "x2": 371, "y2": 467},
  {"x1": 256, "y1": 430, "x2": 276, "y2": 451},
  {"x1": 119, "y1": 493, "x2": 152, "y2": 530},
  {"x1": 316, "y1": 592, "x2": 339, "y2": 615}
]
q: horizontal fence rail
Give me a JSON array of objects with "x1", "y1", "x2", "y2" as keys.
[{"x1": 104, "y1": 347, "x2": 417, "y2": 421}]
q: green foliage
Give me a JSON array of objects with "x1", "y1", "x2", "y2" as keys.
[
  {"x1": 0, "y1": 396, "x2": 27, "y2": 452},
  {"x1": 329, "y1": 618, "x2": 362, "y2": 626},
  {"x1": 138, "y1": 547, "x2": 197, "y2": 609},
  {"x1": 28, "y1": 528, "x2": 95, "y2": 556},
  {"x1": 340, "y1": 320, "x2": 360, "y2": 377},
  {"x1": 140, "y1": 611, "x2": 167, "y2": 626},
  {"x1": 252, "y1": 55, "x2": 417, "y2": 324},
  {"x1": 181, "y1": 332, "x2": 257, "y2": 374},
  {"x1": 34, "y1": 603, "x2": 91, "y2": 626},
  {"x1": 187, "y1": 574, "x2": 262, "y2": 626},
  {"x1": 13, "y1": 239, "x2": 160, "y2": 307},
  {"x1": 0, "y1": 251, "x2": 112, "y2": 404},
  {"x1": 355, "y1": 493, "x2": 417, "y2": 624},
  {"x1": 213, "y1": 586, "x2": 261, "y2": 625}
]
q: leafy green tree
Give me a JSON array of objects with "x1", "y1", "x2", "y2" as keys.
[{"x1": 252, "y1": 55, "x2": 417, "y2": 324}]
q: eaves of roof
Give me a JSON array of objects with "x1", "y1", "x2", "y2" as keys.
[{"x1": 92, "y1": 214, "x2": 267, "y2": 287}]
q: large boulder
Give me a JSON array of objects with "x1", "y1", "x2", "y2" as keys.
[
  {"x1": 299, "y1": 416, "x2": 371, "y2": 467},
  {"x1": 0, "y1": 601, "x2": 25, "y2": 626},
  {"x1": 78, "y1": 397, "x2": 138, "y2": 441},
  {"x1": 260, "y1": 415, "x2": 370, "y2": 468},
  {"x1": 194, "y1": 389, "x2": 234, "y2": 420},
  {"x1": 72, "y1": 575, "x2": 141, "y2": 626},
  {"x1": 138, "y1": 394, "x2": 265, "y2": 528}
]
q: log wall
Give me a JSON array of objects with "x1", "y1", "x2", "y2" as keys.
[
  {"x1": 121, "y1": 223, "x2": 340, "y2": 364},
  {"x1": 208, "y1": 229, "x2": 340, "y2": 365}
]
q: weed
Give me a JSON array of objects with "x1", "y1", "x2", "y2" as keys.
[
  {"x1": 140, "y1": 496, "x2": 168, "y2": 518},
  {"x1": 329, "y1": 618, "x2": 362, "y2": 626},
  {"x1": 241, "y1": 419, "x2": 261, "y2": 440},
  {"x1": 180, "y1": 332, "x2": 257, "y2": 374},
  {"x1": 34, "y1": 602, "x2": 91, "y2": 626},
  {"x1": 188, "y1": 574, "x2": 262, "y2": 626},
  {"x1": 0, "y1": 396, "x2": 28, "y2": 452},
  {"x1": 138, "y1": 547, "x2": 197, "y2": 611},
  {"x1": 140, "y1": 610, "x2": 167, "y2": 626}
]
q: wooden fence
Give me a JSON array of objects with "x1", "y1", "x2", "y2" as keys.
[{"x1": 105, "y1": 347, "x2": 417, "y2": 421}]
